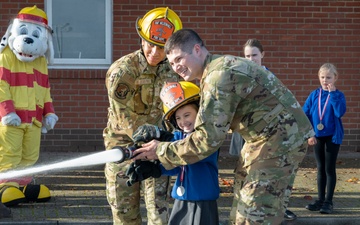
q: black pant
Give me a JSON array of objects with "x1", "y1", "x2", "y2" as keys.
[{"x1": 314, "y1": 136, "x2": 340, "y2": 203}]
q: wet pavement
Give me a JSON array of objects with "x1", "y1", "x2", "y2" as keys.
[{"x1": 0, "y1": 150, "x2": 359, "y2": 225}]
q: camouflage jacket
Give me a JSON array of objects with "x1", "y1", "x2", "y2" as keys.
[
  {"x1": 157, "y1": 54, "x2": 315, "y2": 169},
  {"x1": 103, "y1": 49, "x2": 179, "y2": 149}
]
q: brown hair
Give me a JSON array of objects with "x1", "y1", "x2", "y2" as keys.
[
  {"x1": 165, "y1": 29, "x2": 204, "y2": 54},
  {"x1": 243, "y1": 39, "x2": 264, "y2": 53}
]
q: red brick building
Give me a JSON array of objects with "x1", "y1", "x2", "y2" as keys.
[{"x1": 1, "y1": 0, "x2": 359, "y2": 152}]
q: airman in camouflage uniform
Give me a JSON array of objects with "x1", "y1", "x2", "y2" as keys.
[
  {"x1": 103, "y1": 8, "x2": 182, "y2": 225},
  {"x1": 133, "y1": 29, "x2": 315, "y2": 225}
]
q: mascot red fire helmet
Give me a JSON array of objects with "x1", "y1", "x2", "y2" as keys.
[{"x1": 16, "y1": 5, "x2": 52, "y2": 31}]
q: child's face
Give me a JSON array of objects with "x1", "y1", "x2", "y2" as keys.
[
  {"x1": 318, "y1": 70, "x2": 337, "y2": 90},
  {"x1": 243, "y1": 46, "x2": 264, "y2": 66},
  {"x1": 175, "y1": 104, "x2": 198, "y2": 133}
]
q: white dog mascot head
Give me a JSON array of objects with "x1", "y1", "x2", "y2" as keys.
[{"x1": 0, "y1": 5, "x2": 54, "y2": 64}]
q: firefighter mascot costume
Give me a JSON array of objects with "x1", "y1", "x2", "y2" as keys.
[{"x1": 0, "y1": 5, "x2": 58, "y2": 207}]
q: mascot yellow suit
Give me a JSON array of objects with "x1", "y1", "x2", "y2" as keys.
[{"x1": 0, "y1": 5, "x2": 58, "y2": 207}]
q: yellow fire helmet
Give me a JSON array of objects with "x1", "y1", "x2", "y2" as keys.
[
  {"x1": 16, "y1": 5, "x2": 52, "y2": 31},
  {"x1": 136, "y1": 7, "x2": 182, "y2": 47},
  {"x1": 160, "y1": 81, "x2": 200, "y2": 123}
]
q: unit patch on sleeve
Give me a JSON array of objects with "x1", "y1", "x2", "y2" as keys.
[{"x1": 115, "y1": 83, "x2": 130, "y2": 99}]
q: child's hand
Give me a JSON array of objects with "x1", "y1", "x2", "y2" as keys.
[
  {"x1": 327, "y1": 83, "x2": 336, "y2": 92},
  {"x1": 308, "y1": 136, "x2": 317, "y2": 146}
]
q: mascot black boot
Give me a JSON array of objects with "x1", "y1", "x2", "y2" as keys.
[
  {"x1": 0, "y1": 186, "x2": 26, "y2": 207},
  {"x1": 0, "y1": 184, "x2": 51, "y2": 206},
  {"x1": 21, "y1": 184, "x2": 51, "y2": 203}
]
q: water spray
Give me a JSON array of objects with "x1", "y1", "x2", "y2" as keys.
[{"x1": 0, "y1": 146, "x2": 137, "y2": 180}]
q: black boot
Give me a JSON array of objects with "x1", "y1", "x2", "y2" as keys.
[
  {"x1": 284, "y1": 209, "x2": 297, "y2": 220},
  {"x1": 320, "y1": 201, "x2": 333, "y2": 214},
  {"x1": 305, "y1": 200, "x2": 323, "y2": 211}
]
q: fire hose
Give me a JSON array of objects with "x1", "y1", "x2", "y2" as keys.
[{"x1": 0, "y1": 146, "x2": 136, "y2": 180}]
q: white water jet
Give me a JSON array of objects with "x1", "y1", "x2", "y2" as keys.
[{"x1": 0, "y1": 148, "x2": 124, "y2": 180}]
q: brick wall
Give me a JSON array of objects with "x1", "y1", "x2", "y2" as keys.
[{"x1": 1, "y1": 1, "x2": 359, "y2": 152}]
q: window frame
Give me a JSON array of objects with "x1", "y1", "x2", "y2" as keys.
[{"x1": 45, "y1": 0, "x2": 112, "y2": 69}]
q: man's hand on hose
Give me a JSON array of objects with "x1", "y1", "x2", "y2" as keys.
[
  {"x1": 132, "y1": 124, "x2": 173, "y2": 144},
  {"x1": 125, "y1": 160, "x2": 162, "y2": 186}
]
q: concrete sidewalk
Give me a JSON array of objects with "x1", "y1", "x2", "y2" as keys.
[{"x1": 0, "y1": 150, "x2": 359, "y2": 225}]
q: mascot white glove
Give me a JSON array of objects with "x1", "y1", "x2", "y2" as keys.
[
  {"x1": 41, "y1": 114, "x2": 59, "y2": 134},
  {"x1": 1, "y1": 112, "x2": 21, "y2": 126},
  {"x1": 41, "y1": 126, "x2": 48, "y2": 134}
]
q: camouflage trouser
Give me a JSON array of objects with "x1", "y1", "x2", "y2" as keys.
[
  {"x1": 105, "y1": 161, "x2": 171, "y2": 225},
  {"x1": 229, "y1": 142, "x2": 307, "y2": 225}
]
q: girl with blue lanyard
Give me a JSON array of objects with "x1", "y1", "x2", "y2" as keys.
[{"x1": 303, "y1": 63, "x2": 346, "y2": 214}]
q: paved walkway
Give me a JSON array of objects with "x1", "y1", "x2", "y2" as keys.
[{"x1": 0, "y1": 150, "x2": 359, "y2": 225}]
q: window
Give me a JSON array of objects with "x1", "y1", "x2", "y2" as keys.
[{"x1": 45, "y1": 0, "x2": 112, "y2": 69}]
